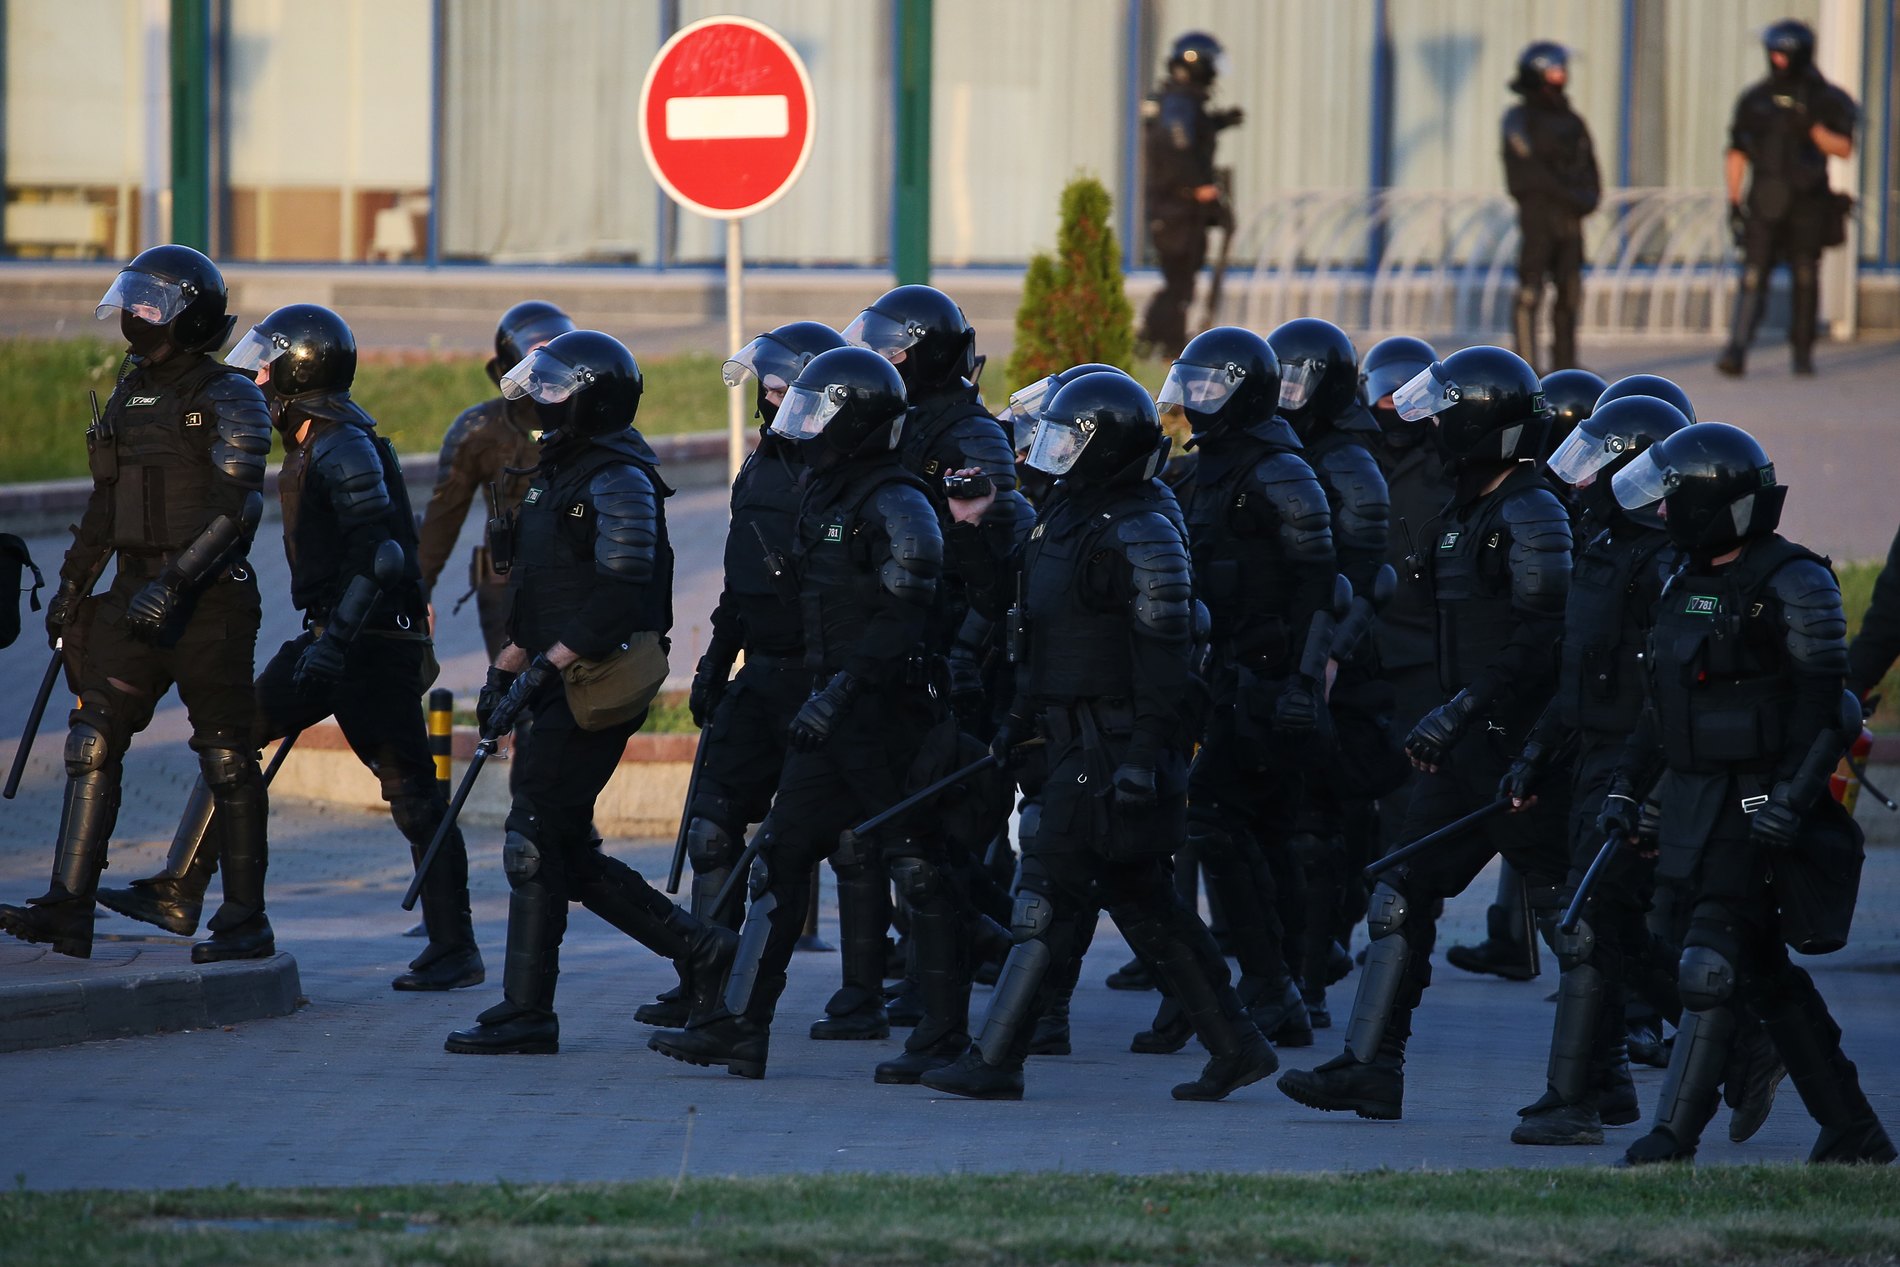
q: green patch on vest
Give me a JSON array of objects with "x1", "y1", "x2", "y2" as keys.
[
  {"x1": 1683, "y1": 594, "x2": 1720, "y2": 616},
  {"x1": 1438, "y1": 530, "x2": 1461, "y2": 550},
  {"x1": 824, "y1": 523, "x2": 845, "y2": 543},
  {"x1": 523, "y1": 487, "x2": 542, "y2": 504}
]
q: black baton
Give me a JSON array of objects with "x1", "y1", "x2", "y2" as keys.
[
  {"x1": 4, "y1": 644, "x2": 64, "y2": 800},
  {"x1": 1364, "y1": 798, "x2": 1511, "y2": 881}
]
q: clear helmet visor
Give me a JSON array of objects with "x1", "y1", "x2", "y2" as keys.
[
  {"x1": 842, "y1": 308, "x2": 921, "y2": 365},
  {"x1": 1362, "y1": 358, "x2": 1432, "y2": 407},
  {"x1": 1024, "y1": 417, "x2": 1096, "y2": 475},
  {"x1": 499, "y1": 348, "x2": 590, "y2": 404},
  {"x1": 1392, "y1": 363, "x2": 1461, "y2": 422},
  {"x1": 1610, "y1": 449, "x2": 1672, "y2": 510},
  {"x1": 769, "y1": 382, "x2": 847, "y2": 442},
  {"x1": 224, "y1": 325, "x2": 291, "y2": 372},
  {"x1": 1547, "y1": 426, "x2": 1629, "y2": 487},
  {"x1": 1157, "y1": 362, "x2": 1241, "y2": 413},
  {"x1": 1277, "y1": 359, "x2": 1324, "y2": 412},
  {"x1": 721, "y1": 334, "x2": 808, "y2": 395},
  {"x1": 1004, "y1": 374, "x2": 1059, "y2": 451},
  {"x1": 96, "y1": 270, "x2": 192, "y2": 325}
]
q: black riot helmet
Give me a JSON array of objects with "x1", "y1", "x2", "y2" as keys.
[
  {"x1": 226, "y1": 304, "x2": 358, "y2": 431},
  {"x1": 1360, "y1": 334, "x2": 1437, "y2": 450},
  {"x1": 1538, "y1": 367, "x2": 1607, "y2": 461},
  {"x1": 1612, "y1": 422, "x2": 1785, "y2": 554},
  {"x1": 1764, "y1": 19, "x2": 1815, "y2": 77},
  {"x1": 1513, "y1": 41, "x2": 1569, "y2": 92},
  {"x1": 1168, "y1": 31, "x2": 1226, "y2": 86},
  {"x1": 96, "y1": 243, "x2": 234, "y2": 359},
  {"x1": 844, "y1": 284, "x2": 975, "y2": 395},
  {"x1": 723, "y1": 320, "x2": 847, "y2": 427},
  {"x1": 769, "y1": 346, "x2": 908, "y2": 467},
  {"x1": 490, "y1": 301, "x2": 576, "y2": 381},
  {"x1": 1548, "y1": 394, "x2": 1689, "y2": 526},
  {"x1": 1003, "y1": 362, "x2": 1122, "y2": 453},
  {"x1": 1157, "y1": 326, "x2": 1281, "y2": 448},
  {"x1": 1027, "y1": 371, "x2": 1167, "y2": 487},
  {"x1": 1393, "y1": 345, "x2": 1549, "y2": 470},
  {"x1": 500, "y1": 329, "x2": 643, "y2": 450},
  {"x1": 1597, "y1": 373, "x2": 1696, "y2": 424},
  {"x1": 1266, "y1": 318, "x2": 1360, "y2": 435}
]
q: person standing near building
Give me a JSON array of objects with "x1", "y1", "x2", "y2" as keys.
[
  {"x1": 1716, "y1": 19, "x2": 1857, "y2": 379},
  {"x1": 1139, "y1": 31, "x2": 1243, "y2": 360},
  {"x1": 1502, "y1": 42, "x2": 1600, "y2": 374}
]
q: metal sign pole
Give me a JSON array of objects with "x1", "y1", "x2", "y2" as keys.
[{"x1": 726, "y1": 217, "x2": 745, "y2": 486}]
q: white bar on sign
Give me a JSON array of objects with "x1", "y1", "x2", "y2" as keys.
[{"x1": 665, "y1": 95, "x2": 791, "y2": 141}]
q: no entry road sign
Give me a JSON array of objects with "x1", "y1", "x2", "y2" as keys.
[{"x1": 639, "y1": 16, "x2": 817, "y2": 221}]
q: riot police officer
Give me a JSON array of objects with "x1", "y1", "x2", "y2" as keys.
[
  {"x1": 1279, "y1": 346, "x2": 1573, "y2": 1122},
  {"x1": 1537, "y1": 369, "x2": 1608, "y2": 472},
  {"x1": 417, "y1": 301, "x2": 575, "y2": 655},
  {"x1": 1502, "y1": 392, "x2": 1689, "y2": 1145},
  {"x1": 1503, "y1": 42, "x2": 1600, "y2": 372},
  {"x1": 1152, "y1": 326, "x2": 1337, "y2": 1051},
  {"x1": 445, "y1": 330, "x2": 732, "y2": 1055},
  {"x1": 1139, "y1": 32, "x2": 1243, "y2": 359},
  {"x1": 1266, "y1": 318, "x2": 1404, "y2": 1025},
  {"x1": 1, "y1": 246, "x2": 270, "y2": 961},
  {"x1": 922, "y1": 370, "x2": 1276, "y2": 1101},
  {"x1": 648, "y1": 347, "x2": 952, "y2": 1081},
  {"x1": 1605, "y1": 423, "x2": 1893, "y2": 1165},
  {"x1": 635, "y1": 321, "x2": 866, "y2": 1035},
  {"x1": 1717, "y1": 20, "x2": 1858, "y2": 378},
  {"x1": 100, "y1": 304, "x2": 483, "y2": 985}
]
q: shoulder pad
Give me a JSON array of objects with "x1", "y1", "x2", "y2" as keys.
[
  {"x1": 591, "y1": 462, "x2": 659, "y2": 583},
  {"x1": 873, "y1": 480, "x2": 943, "y2": 606},
  {"x1": 1250, "y1": 452, "x2": 1335, "y2": 565},
  {"x1": 1504, "y1": 489, "x2": 1573, "y2": 614},
  {"x1": 1501, "y1": 486, "x2": 1573, "y2": 542},
  {"x1": 1768, "y1": 558, "x2": 1848, "y2": 669},
  {"x1": 202, "y1": 374, "x2": 272, "y2": 491},
  {"x1": 1318, "y1": 443, "x2": 1391, "y2": 554},
  {"x1": 943, "y1": 413, "x2": 1018, "y2": 487},
  {"x1": 311, "y1": 425, "x2": 391, "y2": 527},
  {"x1": 1116, "y1": 511, "x2": 1193, "y2": 642}
]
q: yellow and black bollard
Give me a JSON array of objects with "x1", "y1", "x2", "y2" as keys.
[{"x1": 428, "y1": 688, "x2": 454, "y2": 802}]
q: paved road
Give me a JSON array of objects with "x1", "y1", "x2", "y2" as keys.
[{"x1": 1, "y1": 751, "x2": 1896, "y2": 1191}]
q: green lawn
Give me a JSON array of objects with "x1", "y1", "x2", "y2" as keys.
[
  {"x1": 3, "y1": 1168, "x2": 1897, "y2": 1267},
  {"x1": 0, "y1": 340, "x2": 731, "y2": 484}
]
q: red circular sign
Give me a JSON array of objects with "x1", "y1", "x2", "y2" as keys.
[{"x1": 638, "y1": 16, "x2": 816, "y2": 220}]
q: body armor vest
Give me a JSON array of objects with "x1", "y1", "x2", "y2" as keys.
[
  {"x1": 793, "y1": 460, "x2": 930, "y2": 674},
  {"x1": 722, "y1": 435, "x2": 805, "y2": 655},
  {"x1": 1555, "y1": 526, "x2": 1672, "y2": 736},
  {"x1": 1022, "y1": 492, "x2": 1155, "y2": 703},
  {"x1": 1430, "y1": 481, "x2": 1522, "y2": 692},
  {"x1": 511, "y1": 443, "x2": 673, "y2": 654},
  {"x1": 1646, "y1": 536, "x2": 1822, "y2": 775},
  {"x1": 100, "y1": 356, "x2": 243, "y2": 552},
  {"x1": 1185, "y1": 441, "x2": 1297, "y2": 669},
  {"x1": 281, "y1": 425, "x2": 427, "y2": 627}
]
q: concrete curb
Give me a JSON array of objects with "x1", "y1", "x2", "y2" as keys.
[
  {"x1": 0, "y1": 945, "x2": 302, "y2": 1053},
  {"x1": 0, "y1": 431, "x2": 731, "y2": 539}
]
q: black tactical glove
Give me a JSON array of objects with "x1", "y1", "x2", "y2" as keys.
[
  {"x1": 478, "y1": 666, "x2": 518, "y2": 734},
  {"x1": 788, "y1": 671, "x2": 858, "y2": 753},
  {"x1": 689, "y1": 637, "x2": 739, "y2": 728},
  {"x1": 1595, "y1": 772, "x2": 1641, "y2": 841},
  {"x1": 1211, "y1": 107, "x2": 1245, "y2": 129},
  {"x1": 988, "y1": 714, "x2": 1034, "y2": 770},
  {"x1": 1404, "y1": 689, "x2": 1478, "y2": 770},
  {"x1": 45, "y1": 579, "x2": 82, "y2": 647},
  {"x1": 123, "y1": 578, "x2": 182, "y2": 642},
  {"x1": 292, "y1": 633, "x2": 348, "y2": 689},
  {"x1": 1112, "y1": 761, "x2": 1159, "y2": 810},
  {"x1": 946, "y1": 648, "x2": 985, "y2": 713},
  {"x1": 1272, "y1": 678, "x2": 1322, "y2": 735},
  {"x1": 1498, "y1": 738, "x2": 1553, "y2": 805},
  {"x1": 1728, "y1": 203, "x2": 1748, "y2": 249},
  {"x1": 484, "y1": 655, "x2": 553, "y2": 738},
  {"x1": 1748, "y1": 781, "x2": 1806, "y2": 850}
]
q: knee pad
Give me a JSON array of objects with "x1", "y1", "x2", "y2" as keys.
[
  {"x1": 1365, "y1": 882, "x2": 1409, "y2": 941},
  {"x1": 197, "y1": 743, "x2": 257, "y2": 791},
  {"x1": 686, "y1": 817, "x2": 740, "y2": 871},
  {"x1": 890, "y1": 855, "x2": 943, "y2": 905},
  {"x1": 64, "y1": 721, "x2": 111, "y2": 778},
  {"x1": 745, "y1": 848, "x2": 771, "y2": 900},
  {"x1": 1008, "y1": 889, "x2": 1054, "y2": 944},
  {"x1": 502, "y1": 830, "x2": 541, "y2": 886},
  {"x1": 1677, "y1": 944, "x2": 1736, "y2": 1012},
  {"x1": 389, "y1": 793, "x2": 440, "y2": 843},
  {"x1": 1544, "y1": 915, "x2": 1595, "y2": 973}
]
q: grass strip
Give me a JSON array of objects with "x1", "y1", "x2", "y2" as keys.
[{"x1": 3, "y1": 1167, "x2": 1898, "y2": 1267}]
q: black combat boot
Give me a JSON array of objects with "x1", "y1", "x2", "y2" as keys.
[
  {"x1": 1724, "y1": 1012, "x2": 1786, "y2": 1143},
  {"x1": 446, "y1": 879, "x2": 561, "y2": 1055},
  {"x1": 393, "y1": 837, "x2": 485, "y2": 991},
  {"x1": 648, "y1": 972, "x2": 782, "y2": 1080},
  {"x1": 1277, "y1": 1034, "x2": 1406, "y2": 1120},
  {"x1": 1131, "y1": 994, "x2": 1193, "y2": 1054},
  {"x1": 1752, "y1": 966, "x2": 1895, "y2": 1166},
  {"x1": 922, "y1": 936, "x2": 1053, "y2": 1100},
  {"x1": 1622, "y1": 1004, "x2": 1736, "y2": 1165},
  {"x1": 2, "y1": 754, "x2": 121, "y2": 959},
  {"x1": 635, "y1": 984, "x2": 688, "y2": 1028},
  {"x1": 874, "y1": 888, "x2": 969, "y2": 1084},
  {"x1": 192, "y1": 773, "x2": 274, "y2": 964},
  {"x1": 1242, "y1": 974, "x2": 1314, "y2": 1048},
  {"x1": 810, "y1": 866, "x2": 891, "y2": 1040},
  {"x1": 1104, "y1": 956, "x2": 1156, "y2": 991},
  {"x1": 96, "y1": 778, "x2": 217, "y2": 935}
]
